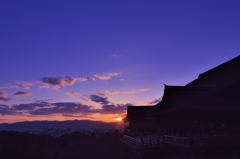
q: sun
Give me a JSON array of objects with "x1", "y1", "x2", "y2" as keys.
[{"x1": 117, "y1": 117, "x2": 122, "y2": 121}]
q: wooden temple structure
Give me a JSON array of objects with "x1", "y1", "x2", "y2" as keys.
[{"x1": 120, "y1": 56, "x2": 240, "y2": 159}]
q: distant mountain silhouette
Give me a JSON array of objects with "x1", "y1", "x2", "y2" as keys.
[
  {"x1": 0, "y1": 120, "x2": 117, "y2": 131},
  {"x1": 0, "y1": 130, "x2": 123, "y2": 159}
]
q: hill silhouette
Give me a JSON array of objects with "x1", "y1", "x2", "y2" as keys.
[
  {"x1": 0, "y1": 120, "x2": 117, "y2": 131},
  {"x1": 0, "y1": 130, "x2": 123, "y2": 159}
]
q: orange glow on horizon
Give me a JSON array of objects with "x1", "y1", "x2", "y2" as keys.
[
  {"x1": 0, "y1": 114, "x2": 127, "y2": 124},
  {"x1": 117, "y1": 117, "x2": 122, "y2": 121}
]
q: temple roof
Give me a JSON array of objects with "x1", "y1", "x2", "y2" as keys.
[
  {"x1": 124, "y1": 106, "x2": 154, "y2": 121},
  {"x1": 186, "y1": 55, "x2": 240, "y2": 88},
  {"x1": 154, "y1": 56, "x2": 240, "y2": 113},
  {"x1": 155, "y1": 85, "x2": 240, "y2": 111},
  {"x1": 125, "y1": 55, "x2": 240, "y2": 119}
]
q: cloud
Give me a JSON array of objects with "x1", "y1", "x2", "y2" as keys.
[
  {"x1": 79, "y1": 77, "x2": 95, "y2": 82},
  {"x1": 34, "y1": 99, "x2": 53, "y2": 102},
  {"x1": 29, "y1": 102, "x2": 94, "y2": 116},
  {"x1": 65, "y1": 92, "x2": 83, "y2": 97},
  {"x1": 13, "y1": 100, "x2": 53, "y2": 111},
  {"x1": 120, "y1": 78, "x2": 124, "y2": 81},
  {"x1": 12, "y1": 102, "x2": 93, "y2": 115},
  {"x1": 94, "y1": 88, "x2": 149, "y2": 96},
  {"x1": 148, "y1": 96, "x2": 162, "y2": 105},
  {"x1": 14, "y1": 103, "x2": 43, "y2": 110},
  {"x1": 108, "y1": 90, "x2": 135, "y2": 95},
  {"x1": 14, "y1": 92, "x2": 32, "y2": 97},
  {"x1": 89, "y1": 95, "x2": 110, "y2": 105},
  {"x1": 0, "y1": 97, "x2": 10, "y2": 101},
  {"x1": 40, "y1": 76, "x2": 95, "y2": 89},
  {"x1": 65, "y1": 92, "x2": 90, "y2": 102},
  {"x1": 41, "y1": 76, "x2": 78, "y2": 89},
  {"x1": 0, "y1": 90, "x2": 136, "y2": 116},
  {"x1": 0, "y1": 92, "x2": 7, "y2": 98},
  {"x1": 0, "y1": 92, "x2": 10, "y2": 101},
  {"x1": 39, "y1": 85, "x2": 51, "y2": 89},
  {"x1": 0, "y1": 81, "x2": 34, "y2": 91},
  {"x1": 0, "y1": 104, "x2": 18, "y2": 115},
  {"x1": 139, "y1": 88, "x2": 149, "y2": 92},
  {"x1": 95, "y1": 91, "x2": 105, "y2": 96},
  {"x1": 18, "y1": 81, "x2": 34, "y2": 90},
  {"x1": 27, "y1": 101, "x2": 130, "y2": 115},
  {"x1": 0, "y1": 104, "x2": 8, "y2": 108},
  {"x1": 1, "y1": 98, "x2": 132, "y2": 116},
  {"x1": 88, "y1": 94, "x2": 132, "y2": 114},
  {"x1": 0, "y1": 85, "x2": 19, "y2": 90},
  {"x1": 94, "y1": 72, "x2": 122, "y2": 80},
  {"x1": 0, "y1": 81, "x2": 35, "y2": 92},
  {"x1": 112, "y1": 54, "x2": 118, "y2": 57},
  {"x1": 100, "y1": 103, "x2": 133, "y2": 114}
]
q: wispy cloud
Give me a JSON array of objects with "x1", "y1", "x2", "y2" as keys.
[
  {"x1": 89, "y1": 94, "x2": 110, "y2": 105},
  {"x1": 65, "y1": 92, "x2": 83, "y2": 97},
  {"x1": 41, "y1": 76, "x2": 78, "y2": 89},
  {"x1": 0, "y1": 85, "x2": 19, "y2": 90},
  {"x1": 18, "y1": 81, "x2": 34, "y2": 90},
  {"x1": 108, "y1": 90, "x2": 136, "y2": 95},
  {"x1": 13, "y1": 101, "x2": 93, "y2": 116},
  {"x1": 79, "y1": 77, "x2": 95, "y2": 82},
  {"x1": 1, "y1": 97, "x2": 132, "y2": 116},
  {"x1": 0, "y1": 86, "x2": 142, "y2": 116},
  {"x1": 0, "y1": 92, "x2": 7, "y2": 98},
  {"x1": 14, "y1": 92, "x2": 32, "y2": 97},
  {"x1": 139, "y1": 88, "x2": 149, "y2": 92},
  {"x1": 0, "y1": 104, "x2": 18, "y2": 115},
  {"x1": 112, "y1": 54, "x2": 119, "y2": 57},
  {"x1": 100, "y1": 103, "x2": 133, "y2": 114},
  {"x1": 95, "y1": 91, "x2": 105, "y2": 96},
  {"x1": 0, "y1": 92, "x2": 10, "y2": 101},
  {"x1": 0, "y1": 81, "x2": 35, "y2": 91},
  {"x1": 94, "y1": 88, "x2": 149, "y2": 96},
  {"x1": 39, "y1": 85, "x2": 51, "y2": 89},
  {"x1": 65, "y1": 92, "x2": 90, "y2": 102},
  {"x1": 89, "y1": 94, "x2": 133, "y2": 114},
  {"x1": 148, "y1": 96, "x2": 162, "y2": 105},
  {"x1": 94, "y1": 72, "x2": 122, "y2": 80},
  {"x1": 40, "y1": 76, "x2": 94, "y2": 89}
]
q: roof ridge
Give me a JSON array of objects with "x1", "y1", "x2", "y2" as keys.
[
  {"x1": 165, "y1": 85, "x2": 213, "y2": 90},
  {"x1": 198, "y1": 55, "x2": 240, "y2": 78},
  {"x1": 186, "y1": 55, "x2": 240, "y2": 86}
]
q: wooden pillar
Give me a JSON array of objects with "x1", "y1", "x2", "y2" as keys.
[{"x1": 141, "y1": 136, "x2": 144, "y2": 147}]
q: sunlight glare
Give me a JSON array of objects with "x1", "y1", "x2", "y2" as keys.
[{"x1": 117, "y1": 117, "x2": 122, "y2": 121}]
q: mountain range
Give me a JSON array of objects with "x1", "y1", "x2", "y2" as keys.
[{"x1": 0, "y1": 120, "x2": 119, "y2": 131}]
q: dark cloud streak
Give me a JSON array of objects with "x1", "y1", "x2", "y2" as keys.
[
  {"x1": 89, "y1": 95, "x2": 110, "y2": 105},
  {"x1": 0, "y1": 92, "x2": 10, "y2": 101},
  {"x1": 40, "y1": 76, "x2": 95, "y2": 89},
  {"x1": 0, "y1": 104, "x2": 19, "y2": 115},
  {"x1": 14, "y1": 92, "x2": 32, "y2": 97}
]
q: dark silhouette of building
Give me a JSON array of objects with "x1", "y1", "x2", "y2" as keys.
[{"x1": 121, "y1": 56, "x2": 240, "y2": 159}]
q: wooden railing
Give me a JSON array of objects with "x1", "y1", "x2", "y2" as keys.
[
  {"x1": 122, "y1": 135, "x2": 159, "y2": 147},
  {"x1": 123, "y1": 135, "x2": 141, "y2": 145},
  {"x1": 122, "y1": 134, "x2": 231, "y2": 148},
  {"x1": 162, "y1": 134, "x2": 230, "y2": 147},
  {"x1": 142, "y1": 139, "x2": 159, "y2": 147},
  {"x1": 163, "y1": 135, "x2": 189, "y2": 147}
]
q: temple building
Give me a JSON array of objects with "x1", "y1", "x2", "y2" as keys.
[{"x1": 121, "y1": 56, "x2": 240, "y2": 159}]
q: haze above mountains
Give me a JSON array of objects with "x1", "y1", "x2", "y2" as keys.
[{"x1": 0, "y1": 120, "x2": 118, "y2": 131}]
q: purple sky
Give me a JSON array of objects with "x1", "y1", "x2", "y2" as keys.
[{"x1": 0, "y1": 1, "x2": 240, "y2": 123}]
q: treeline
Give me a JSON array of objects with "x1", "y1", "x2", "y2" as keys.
[{"x1": 0, "y1": 130, "x2": 124, "y2": 159}]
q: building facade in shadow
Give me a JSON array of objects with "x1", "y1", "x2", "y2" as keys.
[{"x1": 121, "y1": 56, "x2": 240, "y2": 159}]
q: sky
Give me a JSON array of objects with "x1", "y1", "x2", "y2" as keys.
[{"x1": 0, "y1": 0, "x2": 240, "y2": 123}]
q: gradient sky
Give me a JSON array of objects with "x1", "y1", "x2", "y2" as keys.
[{"x1": 0, "y1": 0, "x2": 240, "y2": 123}]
